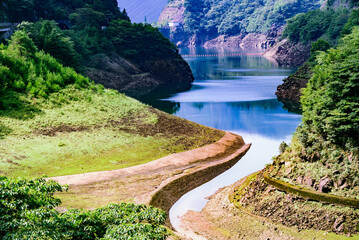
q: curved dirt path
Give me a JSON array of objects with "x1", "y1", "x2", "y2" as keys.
[{"x1": 51, "y1": 132, "x2": 251, "y2": 215}]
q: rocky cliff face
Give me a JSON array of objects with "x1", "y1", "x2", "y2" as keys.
[
  {"x1": 86, "y1": 54, "x2": 194, "y2": 98},
  {"x1": 203, "y1": 25, "x2": 283, "y2": 49},
  {"x1": 275, "y1": 64, "x2": 312, "y2": 112},
  {"x1": 263, "y1": 39, "x2": 311, "y2": 66},
  {"x1": 158, "y1": 0, "x2": 185, "y2": 24}
]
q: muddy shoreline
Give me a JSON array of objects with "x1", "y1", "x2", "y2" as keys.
[{"x1": 50, "y1": 132, "x2": 250, "y2": 229}]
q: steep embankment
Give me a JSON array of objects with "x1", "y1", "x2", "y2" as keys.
[
  {"x1": 269, "y1": 1, "x2": 359, "y2": 110},
  {"x1": 158, "y1": 0, "x2": 322, "y2": 48},
  {"x1": 178, "y1": 176, "x2": 357, "y2": 240},
  {"x1": 229, "y1": 28, "x2": 359, "y2": 237},
  {"x1": 274, "y1": 64, "x2": 312, "y2": 112},
  {"x1": 85, "y1": 54, "x2": 193, "y2": 98}
]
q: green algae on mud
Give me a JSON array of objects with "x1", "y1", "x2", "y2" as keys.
[{"x1": 0, "y1": 86, "x2": 224, "y2": 178}]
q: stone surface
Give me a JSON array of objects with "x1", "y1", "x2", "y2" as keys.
[{"x1": 318, "y1": 177, "x2": 333, "y2": 193}]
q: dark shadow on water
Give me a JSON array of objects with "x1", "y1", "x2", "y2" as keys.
[
  {"x1": 227, "y1": 99, "x2": 282, "y2": 110},
  {"x1": 136, "y1": 85, "x2": 184, "y2": 114},
  {"x1": 278, "y1": 99, "x2": 303, "y2": 114}
]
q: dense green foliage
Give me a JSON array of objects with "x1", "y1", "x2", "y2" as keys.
[
  {"x1": 18, "y1": 21, "x2": 79, "y2": 68},
  {"x1": 341, "y1": 9, "x2": 359, "y2": 36},
  {"x1": 2, "y1": 0, "x2": 128, "y2": 23},
  {"x1": 18, "y1": 18, "x2": 179, "y2": 74},
  {"x1": 299, "y1": 27, "x2": 359, "y2": 151},
  {"x1": 0, "y1": 177, "x2": 168, "y2": 239},
  {"x1": 1, "y1": 0, "x2": 184, "y2": 87},
  {"x1": 283, "y1": 9, "x2": 350, "y2": 44},
  {"x1": 308, "y1": 39, "x2": 332, "y2": 63},
  {"x1": 106, "y1": 19, "x2": 179, "y2": 63},
  {"x1": 0, "y1": 31, "x2": 91, "y2": 110},
  {"x1": 182, "y1": 0, "x2": 322, "y2": 36}
]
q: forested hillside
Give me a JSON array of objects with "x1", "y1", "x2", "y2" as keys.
[
  {"x1": 272, "y1": 1, "x2": 359, "y2": 112},
  {"x1": 158, "y1": 0, "x2": 323, "y2": 47},
  {"x1": 182, "y1": 0, "x2": 321, "y2": 36},
  {"x1": 1, "y1": 0, "x2": 193, "y2": 98}
]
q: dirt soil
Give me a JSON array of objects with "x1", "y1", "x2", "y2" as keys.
[
  {"x1": 51, "y1": 131, "x2": 250, "y2": 214},
  {"x1": 178, "y1": 174, "x2": 359, "y2": 240}
]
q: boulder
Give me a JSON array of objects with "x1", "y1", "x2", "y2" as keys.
[{"x1": 318, "y1": 177, "x2": 333, "y2": 193}]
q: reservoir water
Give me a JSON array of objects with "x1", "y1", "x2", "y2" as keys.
[{"x1": 147, "y1": 48, "x2": 302, "y2": 230}]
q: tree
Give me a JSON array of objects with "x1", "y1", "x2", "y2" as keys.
[
  {"x1": 6, "y1": 0, "x2": 34, "y2": 22},
  {"x1": 69, "y1": 8, "x2": 106, "y2": 30},
  {"x1": 8, "y1": 31, "x2": 38, "y2": 57},
  {"x1": 18, "y1": 20, "x2": 78, "y2": 67},
  {"x1": 300, "y1": 27, "x2": 359, "y2": 150}
]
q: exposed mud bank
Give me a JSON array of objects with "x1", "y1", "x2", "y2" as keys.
[
  {"x1": 50, "y1": 132, "x2": 250, "y2": 228},
  {"x1": 148, "y1": 134, "x2": 250, "y2": 222},
  {"x1": 178, "y1": 173, "x2": 359, "y2": 240}
]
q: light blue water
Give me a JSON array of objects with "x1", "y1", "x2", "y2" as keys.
[{"x1": 153, "y1": 48, "x2": 302, "y2": 230}]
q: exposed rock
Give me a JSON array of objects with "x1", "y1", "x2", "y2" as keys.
[
  {"x1": 340, "y1": 182, "x2": 349, "y2": 190},
  {"x1": 275, "y1": 64, "x2": 312, "y2": 113},
  {"x1": 304, "y1": 175, "x2": 315, "y2": 187},
  {"x1": 158, "y1": 0, "x2": 185, "y2": 24},
  {"x1": 203, "y1": 25, "x2": 283, "y2": 49},
  {"x1": 236, "y1": 171, "x2": 359, "y2": 235},
  {"x1": 263, "y1": 39, "x2": 311, "y2": 66},
  {"x1": 318, "y1": 177, "x2": 333, "y2": 193},
  {"x1": 86, "y1": 54, "x2": 194, "y2": 98},
  {"x1": 296, "y1": 175, "x2": 303, "y2": 185},
  {"x1": 333, "y1": 216, "x2": 345, "y2": 232}
]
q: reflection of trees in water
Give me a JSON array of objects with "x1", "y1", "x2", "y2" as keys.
[
  {"x1": 139, "y1": 98, "x2": 181, "y2": 115},
  {"x1": 157, "y1": 101, "x2": 181, "y2": 114},
  {"x1": 226, "y1": 99, "x2": 282, "y2": 111},
  {"x1": 191, "y1": 102, "x2": 205, "y2": 110},
  {"x1": 187, "y1": 53, "x2": 292, "y2": 80}
]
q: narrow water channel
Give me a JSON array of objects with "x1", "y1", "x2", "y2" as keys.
[{"x1": 148, "y1": 48, "x2": 302, "y2": 230}]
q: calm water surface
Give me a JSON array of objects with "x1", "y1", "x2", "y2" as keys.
[{"x1": 147, "y1": 48, "x2": 302, "y2": 230}]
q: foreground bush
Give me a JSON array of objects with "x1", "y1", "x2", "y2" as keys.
[{"x1": 0, "y1": 176, "x2": 168, "y2": 239}]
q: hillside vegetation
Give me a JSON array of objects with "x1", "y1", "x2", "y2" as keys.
[
  {"x1": 0, "y1": 177, "x2": 169, "y2": 239},
  {"x1": 159, "y1": 0, "x2": 322, "y2": 46},
  {"x1": 0, "y1": 30, "x2": 223, "y2": 179},
  {"x1": 1, "y1": 0, "x2": 193, "y2": 97},
  {"x1": 0, "y1": 23, "x2": 223, "y2": 238},
  {"x1": 275, "y1": 6, "x2": 359, "y2": 111},
  {"x1": 232, "y1": 28, "x2": 359, "y2": 235},
  {"x1": 183, "y1": 0, "x2": 322, "y2": 36}
]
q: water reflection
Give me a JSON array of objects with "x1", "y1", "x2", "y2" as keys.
[
  {"x1": 145, "y1": 47, "x2": 302, "y2": 230},
  {"x1": 168, "y1": 100, "x2": 300, "y2": 140}
]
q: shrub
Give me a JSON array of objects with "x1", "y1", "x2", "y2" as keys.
[
  {"x1": 0, "y1": 177, "x2": 169, "y2": 239},
  {"x1": 0, "y1": 30, "x2": 92, "y2": 110}
]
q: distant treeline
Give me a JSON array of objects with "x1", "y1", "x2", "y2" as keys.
[{"x1": 181, "y1": 0, "x2": 322, "y2": 36}]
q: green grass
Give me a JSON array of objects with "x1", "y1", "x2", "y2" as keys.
[
  {"x1": 1, "y1": 129, "x2": 183, "y2": 178},
  {"x1": 0, "y1": 85, "x2": 223, "y2": 178}
]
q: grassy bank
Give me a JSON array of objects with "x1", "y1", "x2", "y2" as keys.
[{"x1": 0, "y1": 86, "x2": 224, "y2": 179}]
